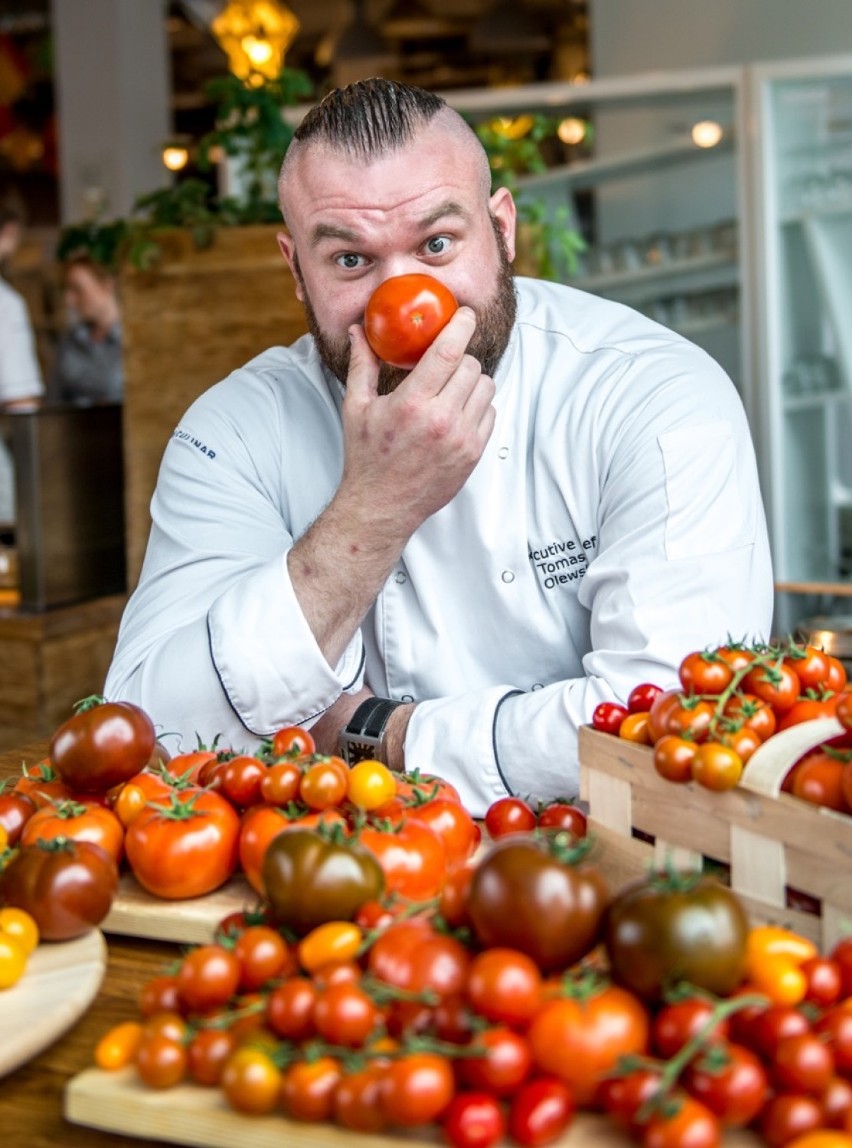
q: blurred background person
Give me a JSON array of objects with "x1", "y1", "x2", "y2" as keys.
[
  {"x1": 0, "y1": 196, "x2": 44, "y2": 413},
  {"x1": 53, "y1": 254, "x2": 123, "y2": 404}
]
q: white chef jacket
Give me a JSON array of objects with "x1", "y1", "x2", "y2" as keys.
[
  {"x1": 105, "y1": 277, "x2": 773, "y2": 815},
  {"x1": 0, "y1": 277, "x2": 44, "y2": 404}
]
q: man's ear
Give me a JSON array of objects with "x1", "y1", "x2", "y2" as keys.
[
  {"x1": 277, "y1": 230, "x2": 304, "y2": 302},
  {"x1": 489, "y1": 186, "x2": 517, "y2": 263}
]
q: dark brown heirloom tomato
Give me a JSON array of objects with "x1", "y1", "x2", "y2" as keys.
[
  {"x1": 261, "y1": 827, "x2": 385, "y2": 935},
  {"x1": 604, "y1": 872, "x2": 748, "y2": 1002},
  {"x1": 466, "y1": 834, "x2": 608, "y2": 973},
  {"x1": 50, "y1": 696, "x2": 157, "y2": 793},
  {"x1": 0, "y1": 836, "x2": 119, "y2": 939}
]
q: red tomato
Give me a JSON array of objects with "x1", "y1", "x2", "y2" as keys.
[
  {"x1": 759, "y1": 1093, "x2": 824, "y2": 1148},
  {"x1": 360, "y1": 818, "x2": 447, "y2": 899},
  {"x1": 837, "y1": 692, "x2": 852, "y2": 733},
  {"x1": 265, "y1": 976, "x2": 319, "y2": 1042},
  {"x1": 743, "y1": 660, "x2": 801, "y2": 714},
  {"x1": 648, "y1": 690, "x2": 714, "y2": 743},
  {"x1": 653, "y1": 735, "x2": 697, "y2": 783},
  {"x1": 125, "y1": 790, "x2": 240, "y2": 899},
  {"x1": 830, "y1": 936, "x2": 852, "y2": 998},
  {"x1": 0, "y1": 787, "x2": 36, "y2": 845},
  {"x1": 270, "y1": 725, "x2": 315, "y2": 759},
  {"x1": 238, "y1": 804, "x2": 294, "y2": 894},
  {"x1": 13, "y1": 760, "x2": 74, "y2": 808},
  {"x1": 599, "y1": 1068, "x2": 665, "y2": 1136},
  {"x1": 281, "y1": 1056, "x2": 342, "y2": 1122},
  {"x1": 778, "y1": 696, "x2": 839, "y2": 730},
  {"x1": 683, "y1": 1042, "x2": 769, "y2": 1126},
  {"x1": 177, "y1": 943, "x2": 241, "y2": 1013},
  {"x1": 259, "y1": 760, "x2": 303, "y2": 805},
  {"x1": 217, "y1": 754, "x2": 266, "y2": 808},
  {"x1": 679, "y1": 652, "x2": 734, "y2": 696},
  {"x1": 442, "y1": 1092, "x2": 505, "y2": 1148},
  {"x1": 21, "y1": 798, "x2": 125, "y2": 864},
  {"x1": 299, "y1": 757, "x2": 349, "y2": 811},
  {"x1": 407, "y1": 797, "x2": 479, "y2": 864},
  {"x1": 0, "y1": 837, "x2": 118, "y2": 939},
  {"x1": 451, "y1": 1028, "x2": 532, "y2": 1100},
  {"x1": 771, "y1": 1032, "x2": 835, "y2": 1095},
  {"x1": 652, "y1": 998, "x2": 730, "y2": 1058},
  {"x1": 233, "y1": 924, "x2": 293, "y2": 991},
  {"x1": 466, "y1": 947, "x2": 542, "y2": 1028},
  {"x1": 507, "y1": 1077, "x2": 574, "y2": 1147},
  {"x1": 628, "y1": 682, "x2": 665, "y2": 713},
  {"x1": 187, "y1": 1027, "x2": 236, "y2": 1087},
  {"x1": 790, "y1": 752, "x2": 849, "y2": 812},
  {"x1": 49, "y1": 698, "x2": 156, "y2": 793},
  {"x1": 643, "y1": 1094, "x2": 722, "y2": 1148},
  {"x1": 783, "y1": 644, "x2": 831, "y2": 690},
  {"x1": 723, "y1": 692, "x2": 777, "y2": 742},
  {"x1": 592, "y1": 701, "x2": 630, "y2": 735},
  {"x1": 527, "y1": 984, "x2": 650, "y2": 1106},
  {"x1": 333, "y1": 1066, "x2": 387, "y2": 1134},
  {"x1": 380, "y1": 1051, "x2": 456, "y2": 1127},
  {"x1": 536, "y1": 800, "x2": 587, "y2": 838},
  {"x1": 484, "y1": 796, "x2": 537, "y2": 838},
  {"x1": 826, "y1": 656, "x2": 849, "y2": 693},
  {"x1": 364, "y1": 273, "x2": 458, "y2": 369}
]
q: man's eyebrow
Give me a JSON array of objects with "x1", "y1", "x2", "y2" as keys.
[
  {"x1": 417, "y1": 200, "x2": 471, "y2": 229},
  {"x1": 310, "y1": 222, "x2": 360, "y2": 248}
]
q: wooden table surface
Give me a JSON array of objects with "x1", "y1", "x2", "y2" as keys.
[{"x1": 0, "y1": 739, "x2": 185, "y2": 1148}]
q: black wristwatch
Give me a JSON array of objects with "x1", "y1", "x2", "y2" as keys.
[{"x1": 338, "y1": 697, "x2": 405, "y2": 766}]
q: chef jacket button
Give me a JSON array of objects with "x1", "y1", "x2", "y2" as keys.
[
  {"x1": 394, "y1": 571, "x2": 407, "y2": 584},
  {"x1": 498, "y1": 446, "x2": 509, "y2": 459},
  {"x1": 401, "y1": 694, "x2": 414, "y2": 703},
  {"x1": 501, "y1": 570, "x2": 515, "y2": 583}
]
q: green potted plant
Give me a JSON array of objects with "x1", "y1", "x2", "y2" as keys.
[{"x1": 473, "y1": 114, "x2": 587, "y2": 281}]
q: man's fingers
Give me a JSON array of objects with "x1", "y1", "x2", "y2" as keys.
[
  {"x1": 345, "y1": 324, "x2": 380, "y2": 402},
  {"x1": 403, "y1": 306, "x2": 477, "y2": 394}
]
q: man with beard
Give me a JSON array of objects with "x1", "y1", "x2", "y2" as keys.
[{"x1": 105, "y1": 79, "x2": 773, "y2": 814}]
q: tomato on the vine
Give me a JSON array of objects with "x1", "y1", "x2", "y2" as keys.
[
  {"x1": 508, "y1": 1076, "x2": 574, "y2": 1147},
  {"x1": 270, "y1": 725, "x2": 315, "y2": 759},
  {"x1": 381, "y1": 1051, "x2": 456, "y2": 1127},
  {"x1": 683, "y1": 1042, "x2": 769, "y2": 1126},
  {"x1": 442, "y1": 1091, "x2": 506, "y2": 1148},
  {"x1": 21, "y1": 798, "x2": 125, "y2": 864},
  {"x1": 359, "y1": 818, "x2": 447, "y2": 899},
  {"x1": 691, "y1": 741, "x2": 743, "y2": 791},
  {"x1": 679, "y1": 651, "x2": 734, "y2": 696},
  {"x1": 743, "y1": 660, "x2": 801, "y2": 713},
  {"x1": 364, "y1": 273, "x2": 458, "y2": 370},
  {"x1": 177, "y1": 943, "x2": 241, "y2": 1014}
]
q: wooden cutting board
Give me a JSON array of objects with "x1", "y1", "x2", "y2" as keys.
[
  {"x1": 102, "y1": 872, "x2": 259, "y2": 945},
  {"x1": 64, "y1": 1068, "x2": 761, "y2": 1148},
  {"x1": 0, "y1": 930, "x2": 106, "y2": 1078}
]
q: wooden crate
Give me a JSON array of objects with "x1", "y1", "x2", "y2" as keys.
[{"x1": 578, "y1": 718, "x2": 852, "y2": 951}]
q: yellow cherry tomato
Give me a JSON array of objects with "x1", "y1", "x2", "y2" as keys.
[
  {"x1": 346, "y1": 759, "x2": 397, "y2": 810},
  {"x1": 746, "y1": 925, "x2": 818, "y2": 966},
  {"x1": 785, "y1": 1134, "x2": 852, "y2": 1148},
  {"x1": 113, "y1": 783, "x2": 147, "y2": 828},
  {"x1": 0, "y1": 824, "x2": 8, "y2": 851},
  {"x1": 297, "y1": 921, "x2": 363, "y2": 973},
  {"x1": 619, "y1": 711, "x2": 652, "y2": 744},
  {"x1": 745, "y1": 952, "x2": 808, "y2": 1005},
  {"x1": 0, "y1": 907, "x2": 39, "y2": 956},
  {"x1": 94, "y1": 1020, "x2": 144, "y2": 1070},
  {"x1": 0, "y1": 933, "x2": 27, "y2": 990}
]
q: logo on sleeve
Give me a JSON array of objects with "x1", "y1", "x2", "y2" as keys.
[
  {"x1": 172, "y1": 427, "x2": 216, "y2": 459},
  {"x1": 529, "y1": 536, "x2": 597, "y2": 590}
]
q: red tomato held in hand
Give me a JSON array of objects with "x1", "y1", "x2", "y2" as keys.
[{"x1": 364, "y1": 274, "x2": 458, "y2": 369}]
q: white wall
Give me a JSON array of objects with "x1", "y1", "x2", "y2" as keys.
[
  {"x1": 590, "y1": 0, "x2": 852, "y2": 76},
  {"x1": 52, "y1": 0, "x2": 171, "y2": 223}
]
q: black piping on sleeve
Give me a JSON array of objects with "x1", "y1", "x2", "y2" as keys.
[{"x1": 492, "y1": 688, "x2": 525, "y2": 795}]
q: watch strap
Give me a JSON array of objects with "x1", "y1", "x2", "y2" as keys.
[{"x1": 339, "y1": 697, "x2": 404, "y2": 765}]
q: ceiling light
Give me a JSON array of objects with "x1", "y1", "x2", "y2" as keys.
[
  {"x1": 691, "y1": 120, "x2": 724, "y2": 148},
  {"x1": 211, "y1": 0, "x2": 300, "y2": 84}
]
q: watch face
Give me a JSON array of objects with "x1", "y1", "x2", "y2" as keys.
[{"x1": 342, "y1": 738, "x2": 381, "y2": 765}]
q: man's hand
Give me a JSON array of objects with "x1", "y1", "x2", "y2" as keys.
[
  {"x1": 288, "y1": 306, "x2": 495, "y2": 671},
  {"x1": 339, "y1": 308, "x2": 497, "y2": 543}
]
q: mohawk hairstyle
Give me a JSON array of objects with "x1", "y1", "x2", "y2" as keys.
[{"x1": 293, "y1": 78, "x2": 447, "y2": 162}]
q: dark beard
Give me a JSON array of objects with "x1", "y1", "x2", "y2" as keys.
[{"x1": 293, "y1": 217, "x2": 517, "y2": 396}]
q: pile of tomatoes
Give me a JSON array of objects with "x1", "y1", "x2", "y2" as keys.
[
  {"x1": 592, "y1": 639, "x2": 852, "y2": 811},
  {"x1": 91, "y1": 821, "x2": 852, "y2": 1148}
]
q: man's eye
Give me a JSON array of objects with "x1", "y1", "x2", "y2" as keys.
[
  {"x1": 425, "y1": 236, "x2": 452, "y2": 255},
  {"x1": 336, "y1": 253, "x2": 365, "y2": 269}
]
